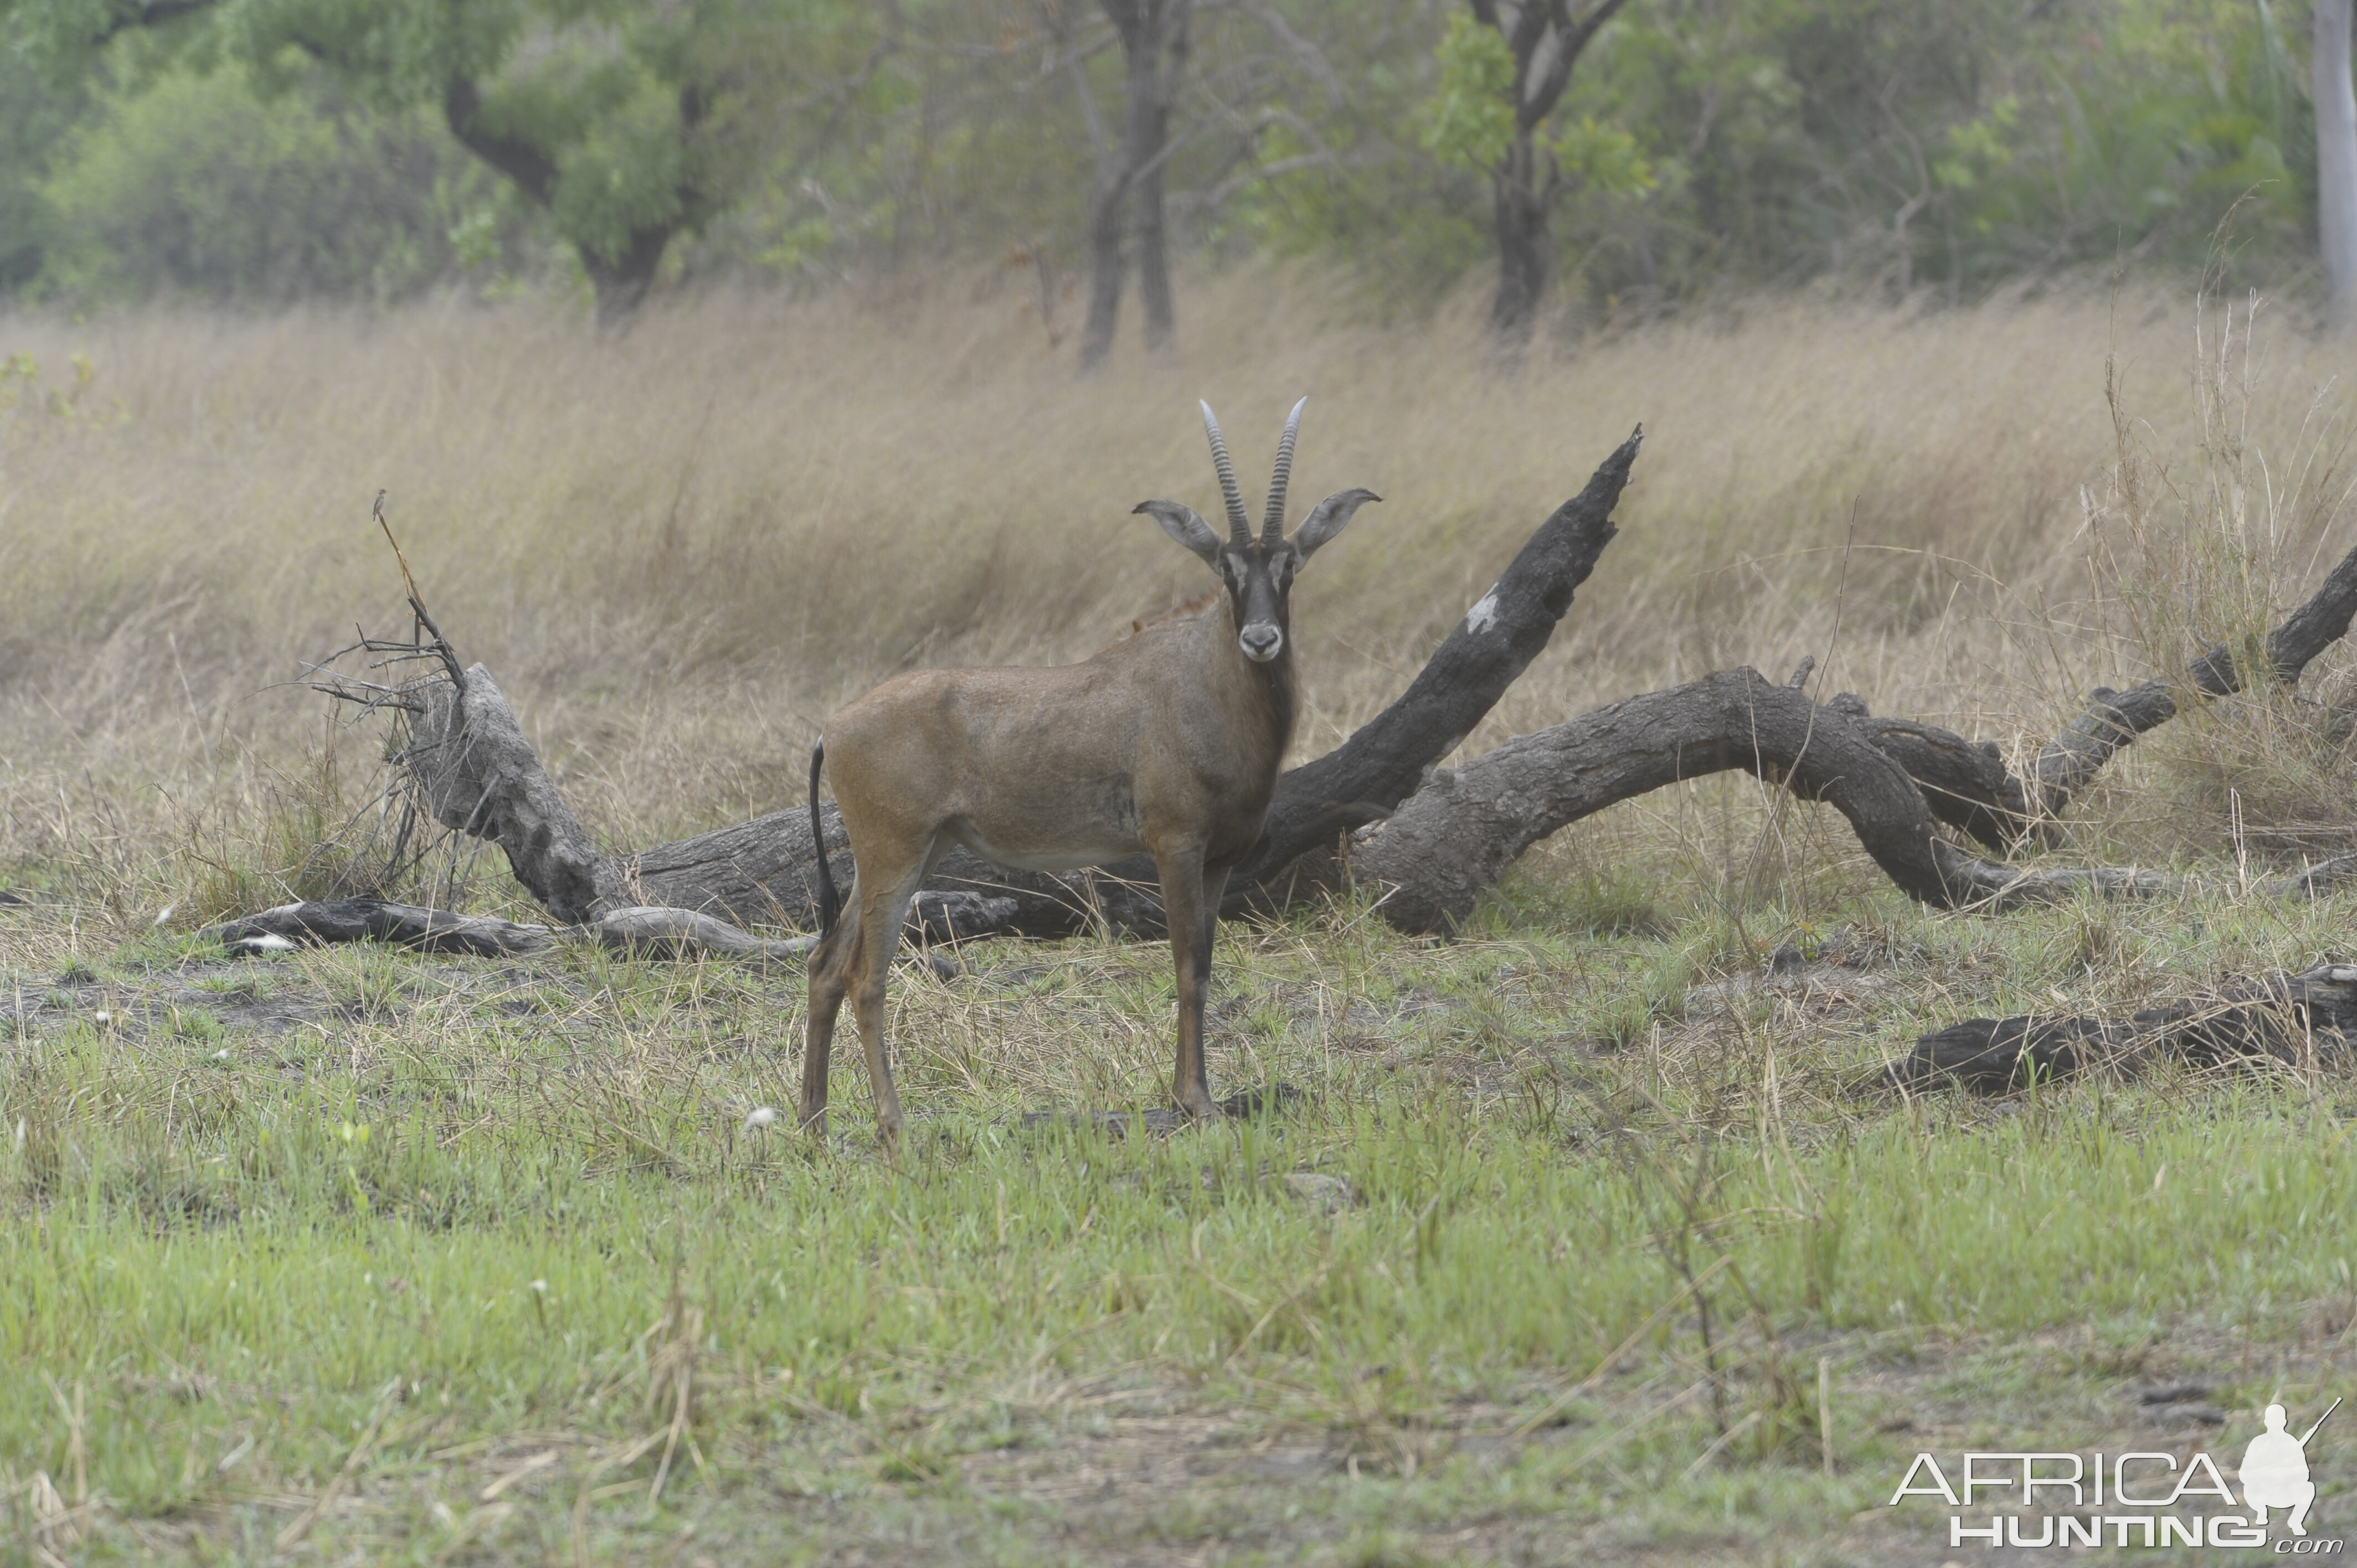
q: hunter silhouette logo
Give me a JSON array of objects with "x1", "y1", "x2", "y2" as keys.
[
  {"x1": 1887, "y1": 1397, "x2": 2344, "y2": 1550},
  {"x1": 2245, "y1": 1400, "x2": 2339, "y2": 1536}
]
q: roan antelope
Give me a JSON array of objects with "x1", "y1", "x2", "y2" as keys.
[{"x1": 801, "y1": 399, "x2": 1379, "y2": 1140}]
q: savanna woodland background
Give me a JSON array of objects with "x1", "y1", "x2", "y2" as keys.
[{"x1": 10, "y1": 1, "x2": 2357, "y2": 1563}]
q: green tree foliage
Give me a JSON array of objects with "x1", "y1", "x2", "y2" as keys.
[
  {"x1": 8, "y1": 0, "x2": 889, "y2": 318},
  {"x1": 37, "y1": 61, "x2": 516, "y2": 305},
  {"x1": 0, "y1": 45, "x2": 84, "y2": 289},
  {"x1": 0, "y1": 0, "x2": 2340, "y2": 321},
  {"x1": 1421, "y1": 11, "x2": 1517, "y2": 170},
  {"x1": 1525, "y1": 0, "x2": 2318, "y2": 308}
]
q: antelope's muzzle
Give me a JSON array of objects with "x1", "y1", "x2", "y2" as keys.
[{"x1": 1238, "y1": 623, "x2": 1283, "y2": 663}]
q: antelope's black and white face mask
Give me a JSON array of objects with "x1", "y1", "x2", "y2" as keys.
[{"x1": 1131, "y1": 398, "x2": 1381, "y2": 664}]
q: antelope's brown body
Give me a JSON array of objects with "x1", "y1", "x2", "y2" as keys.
[{"x1": 802, "y1": 400, "x2": 1376, "y2": 1141}]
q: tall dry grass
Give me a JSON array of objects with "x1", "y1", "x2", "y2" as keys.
[{"x1": 2, "y1": 271, "x2": 2353, "y2": 909}]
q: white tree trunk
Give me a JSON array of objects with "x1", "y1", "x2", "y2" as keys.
[{"x1": 2317, "y1": 0, "x2": 2357, "y2": 321}]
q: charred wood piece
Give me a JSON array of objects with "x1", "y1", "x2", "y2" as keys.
[
  {"x1": 1899, "y1": 963, "x2": 2357, "y2": 1092},
  {"x1": 204, "y1": 899, "x2": 553, "y2": 958},
  {"x1": 1849, "y1": 709, "x2": 2037, "y2": 853}
]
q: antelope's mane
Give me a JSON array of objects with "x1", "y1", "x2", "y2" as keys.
[{"x1": 1113, "y1": 588, "x2": 1222, "y2": 645}]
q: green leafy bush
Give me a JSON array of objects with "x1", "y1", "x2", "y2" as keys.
[{"x1": 38, "y1": 60, "x2": 527, "y2": 307}]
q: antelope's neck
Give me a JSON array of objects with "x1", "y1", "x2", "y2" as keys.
[{"x1": 1213, "y1": 599, "x2": 1298, "y2": 765}]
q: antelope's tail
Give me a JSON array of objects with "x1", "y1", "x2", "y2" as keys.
[{"x1": 809, "y1": 742, "x2": 841, "y2": 937}]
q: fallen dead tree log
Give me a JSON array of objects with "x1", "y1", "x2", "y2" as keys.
[
  {"x1": 1899, "y1": 963, "x2": 2357, "y2": 1092},
  {"x1": 289, "y1": 432, "x2": 2357, "y2": 955},
  {"x1": 318, "y1": 429, "x2": 1646, "y2": 943},
  {"x1": 1347, "y1": 667, "x2": 2357, "y2": 933}
]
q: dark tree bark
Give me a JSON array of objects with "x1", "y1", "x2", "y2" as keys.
[
  {"x1": 1351, "y1": 668, "x2": 1968, "y2": 930},
  {"x1": 580, "y1": 228, "x2": 680, "y2": 327},
  {"x1": 1078, "y1": 159, "x2": 1129, "y2": 367},
  {"x1": 1845, "y1": 706, "x2": 2035, "y2": 853},
  {"x1": 1469, "y1": 0, "x2": 1635, "y2": 339},
  {"x1": 412, "y1": 666, "x2": 606, "y2": 925},
  {"x1": 1233, "y1": 424, "x2": 1640, "y2": 886},
  {"x1": 1345, "y1": 666, "x2": 2357, "y2": 935},
  {"x1": 1490, "y1": 138, "x2": 1552, "y2": 338},
  {"x1": 1134, "y1": 3, "x2": 1187, "y2": 349},
  {"x1": 1079, "y1": 0, "x2": 1192, "y2": 369}
]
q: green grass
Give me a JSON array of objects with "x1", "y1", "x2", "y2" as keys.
[{"x1": 6, "y1": 879, "x2": 2357, "y2": 1562}]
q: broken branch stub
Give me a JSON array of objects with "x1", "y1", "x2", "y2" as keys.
[
  {"x1": 414, "y1": 667, "x2": 607, "y2": 924},
  {"x1": 1232, "y1": 424, "x2": 1642, "y2": 889}
]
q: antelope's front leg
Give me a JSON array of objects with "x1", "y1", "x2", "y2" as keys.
[{"x1": 1155, "y1": 847, "x2": 1221, "y2": 1120}]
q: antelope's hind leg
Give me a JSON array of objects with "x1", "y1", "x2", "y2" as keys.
[
  {"x1": 845, "y1": 835, "x2": 943, "y2": 1144},
  {"x1": 801, "y1": 872, "x2": 862, "y2": 1137}
]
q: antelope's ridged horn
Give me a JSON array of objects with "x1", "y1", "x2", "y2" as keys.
[
  {"x1": 1262, "y1": 396, "x2": 1306, "y2": 542},
  {"x1": 1200, "y1": 400, "x2": 1251, "y2": 542}
]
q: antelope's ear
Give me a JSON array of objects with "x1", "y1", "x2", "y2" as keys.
[
  {"x1": 1133, "y1": 500, "x2": 1223, "y2": 568},
  {"x1": 1291, "y1": 488, "x2": 1381, "y2": 562}
]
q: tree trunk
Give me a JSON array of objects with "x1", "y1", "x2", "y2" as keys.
[
  {"x1": 1135, "y1": 2, "x2": 1187, "y2": 351},
  {"x1": 1490, "y1": 134, "x2": 1551, "y2": 339},
  {"x1": 583, "y1": 226, "x2": 677, "y2": 326},
  {"x1": 1077, "y1": 168, "x2": 1129, "y2": 370},
  {"x1": 441, "y1": 75, "x2": 675, "y2": 326},
  {"x1": 2318, "y1": 0, "x2": 2357, "y2": 322},
  {"x1": 1468, "y1": 0, "x2": 1632, "y2": 342},
  {"x1": 1079, "y1": 0, "x2": 1185, "y2": 369}
]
